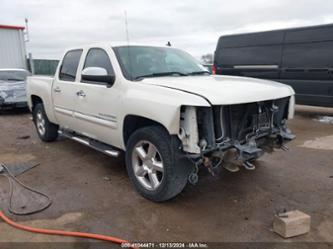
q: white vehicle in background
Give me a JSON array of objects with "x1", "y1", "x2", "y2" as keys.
[
  {"x1": 0, "y1": 69, "x2": 30, "y2": 110},
  {"x1": 27, "y1": 43, "x2": 295, "y2": 202}
]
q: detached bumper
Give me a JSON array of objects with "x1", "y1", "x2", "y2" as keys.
[
  {"x1": 191, "y1": 127, "x2": 296, "y2": 161},
  {"x1": 234, "y1": 127, "x2": 295, "y2": 161}
]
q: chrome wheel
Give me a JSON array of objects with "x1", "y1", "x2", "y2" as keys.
[
  {"x1": 36, "y1": 110, "x2": 46, "y2": 136},
  {"x1": 132, "y1": 140, "x2": 164, "y2": 191}
]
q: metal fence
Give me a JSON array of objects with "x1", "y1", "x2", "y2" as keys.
[{"x1": 28, "y1": 59, "x2": 59, "y2": 75}]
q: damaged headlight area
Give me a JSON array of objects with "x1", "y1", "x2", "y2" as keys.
[
  {"x1": 0, "y1": 89, "x2": 18, "y2": 103},
  {"x1": 178, "y1": 97, "x2": 295, "y2": 182},
  {"x1": 0, "y1": 85, "x2": 27, "y2": 109}
]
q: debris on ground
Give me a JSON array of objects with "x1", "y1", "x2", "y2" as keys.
[
  {"x1": 0, "y1": 162, "x2": 51, "y2": 215},
  {"x1": 17, "y1": 135, "x2": 30, "y2": 140},
  {"x1": 5, "y1": 161, "x2": 39, "y2": 177},
  {"x1": 103, "y1": 176, "x2": 111, "y2": 181},
  {"x1": 301, "y1": 135, "x2": 333, "y2": 150},
  {"x1": 273, "y1": 210, "x2": 311, "y2": 238},
  {"x1": 315, "y1": 116, "x2": 333, "y2": 124}
]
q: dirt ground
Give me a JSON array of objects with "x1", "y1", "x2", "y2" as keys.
[{"x1": 0, "y1": 105, "x2": 332, "y2": 246}]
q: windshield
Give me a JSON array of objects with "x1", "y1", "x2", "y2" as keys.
[
  {"x1": 113, "y1": 46, "x2": 208, "y2": 80},
  {"x1": 0, "y1": 70, "x2": 29, "y2": 82}
]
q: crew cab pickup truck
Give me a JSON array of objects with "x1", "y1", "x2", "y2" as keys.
[{"x1": 27, "y1": 43, "x2": 295, "y2": 202}]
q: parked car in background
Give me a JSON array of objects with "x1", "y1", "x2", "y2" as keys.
[
  {"x1": 214, "y1": 24, "x2": 333, "y2": 107},
  {"x1": 27, "y1": 43, "x2": 295, "y2": 202},
  {"x1": 0, "y1": 69, "x2": 30, "y2": 110}
]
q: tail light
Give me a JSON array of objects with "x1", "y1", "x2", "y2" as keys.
[{"x1": 212, "y1": 64, "x2": 216, "y2": 75}]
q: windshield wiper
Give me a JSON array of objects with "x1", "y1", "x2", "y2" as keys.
[
  {"x1": 134, "y1": 72, "x2": 188, "y2": 80},
  {"x1": 187, "y1": 71, "x2": 210, "y2": 76}
]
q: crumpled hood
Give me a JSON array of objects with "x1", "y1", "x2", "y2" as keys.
[
  {"x1": 0, "y1": 80, "x2": 27, "y2": 102},
  {"x1": 141, "y1": 75, "x2": 295, "y2": 105}
]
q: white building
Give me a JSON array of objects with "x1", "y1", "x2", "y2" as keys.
[{"x1": 0, "y1": 24, "x2": 27, "y2": 69}]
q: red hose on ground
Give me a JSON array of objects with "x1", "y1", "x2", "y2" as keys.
[{"x1": 0, "y1": 211, "x2": 132, "y2": 246}]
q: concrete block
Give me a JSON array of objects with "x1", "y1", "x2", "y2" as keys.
[{"x1": 273, "y1": 210, "x2": 311, "y2": 238}]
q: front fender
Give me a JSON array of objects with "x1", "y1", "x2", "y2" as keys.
[{"x1": 119, "y1": 83, "x2": 210, "y2": 148}]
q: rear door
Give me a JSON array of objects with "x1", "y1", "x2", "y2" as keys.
[
  {"x1": 73, "y1": 47, "x2": 120, "y2": 144},
  {"x1": 52, "y1": 49, "x2": 82, "y2": 129},
  {"x1": 216, "y1": 45, "x2": 282, "y2": 79},
  {"x1": 280, "y1": 26, "x2": 333, "y2": 107}
]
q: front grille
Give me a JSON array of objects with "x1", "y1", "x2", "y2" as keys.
[{"x1": 213, "y1": 97, "x2": 289, "y2": 143}]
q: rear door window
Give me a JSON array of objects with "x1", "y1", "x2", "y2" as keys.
[{"x1": 59, "y1": 50, "x2": 83, "y2": 82}]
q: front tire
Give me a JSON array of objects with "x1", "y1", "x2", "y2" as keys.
[
  {"x1": 33, "y1": 103, "x2": 59, "y2": 142},
  {"x1": 125, "y1": 126, "x2": 189, "y2": 202}
]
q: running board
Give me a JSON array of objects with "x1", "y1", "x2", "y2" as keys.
[{"x1": 58, "y1": 130, "x2": 120, "y2": 157}]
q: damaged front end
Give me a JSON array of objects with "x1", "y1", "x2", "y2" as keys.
[
  {"x1": 0, "y1": 82, "x2": 28, "y2": 110},
  {"x1": 178, "y1": 96, "x2": 295, "y2": 183}
]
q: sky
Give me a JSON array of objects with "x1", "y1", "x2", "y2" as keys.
[{"x1": 1, "y1": 0, "x2": 333, "y2": 60}]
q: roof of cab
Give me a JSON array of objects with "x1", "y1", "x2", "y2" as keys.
[{"x1": 64, "y1": 42, "x2": 171, "y2": 51}]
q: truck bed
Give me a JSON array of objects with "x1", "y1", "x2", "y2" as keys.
[{"x1": 26, "y1": 75, "x2": 55, "y2": 121}]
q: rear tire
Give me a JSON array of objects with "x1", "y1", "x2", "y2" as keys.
[
  {"x1": 33, "y1": 103, "x2": 58, "y2": 142},
  {"x1": 125, "y1": 126, "x2": 189, "y2": 202}
]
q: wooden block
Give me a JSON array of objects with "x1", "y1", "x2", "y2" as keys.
[{"x1": 273, "y1": 210, "x2": 311, "y2": 238}]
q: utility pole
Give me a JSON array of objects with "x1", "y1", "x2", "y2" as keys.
[{"x1": 24, "y1": 18, "x2": 30, "y2": 42}]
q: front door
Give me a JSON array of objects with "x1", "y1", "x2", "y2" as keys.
[
  {"x1": 280, "y1": 41, "x2": 332, "y2": 107},
  {"x1": 73, "y1": 48, "x2": 120, "y2": 145}
]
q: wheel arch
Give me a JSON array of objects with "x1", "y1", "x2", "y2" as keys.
[
  {"x1": 31, "y1": 95, "x2": 43, "y2": 111},
  {"x1": 122, "y1": 115, "x2": 171, "y2": 148},
  {"x1": 30, "y1": 94, "x2": 57, "y2": 124}
]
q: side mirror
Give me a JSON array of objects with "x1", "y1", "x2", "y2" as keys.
[{"x1": 81, "y1": 67, "x2": 115, "y2": 87}]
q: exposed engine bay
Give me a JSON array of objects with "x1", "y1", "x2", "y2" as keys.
[{"x1": 179, "y1": 97, "x2": 295, "y2": 183}]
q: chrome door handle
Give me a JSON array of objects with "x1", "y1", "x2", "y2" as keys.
[
  {"x1": 54, "y1": 87, "x2": 61, "y2": 93},
  {"x1": 76, "y1": 90, "x2": 86, "y2": 97}
]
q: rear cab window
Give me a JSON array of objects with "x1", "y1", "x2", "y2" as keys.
[{"x1": 59, "y1": 49, "x2": 83, "y2": 82}]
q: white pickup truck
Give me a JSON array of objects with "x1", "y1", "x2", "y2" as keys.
[{"x1": 27, "y1": 43, "x2": 295, "y2": 202}]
